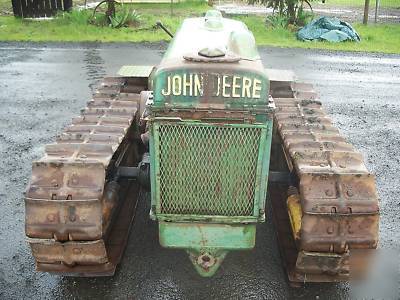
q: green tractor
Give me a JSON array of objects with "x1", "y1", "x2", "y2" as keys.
[{"x1": 25, "y1": 10, "x2": 379, "y2": 283}]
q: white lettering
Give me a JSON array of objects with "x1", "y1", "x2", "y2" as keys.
[
  {"x1": 172, "y1": 75, "x2": 181, "y2": 96},
  {"x1": 161, "y1": 76, "x2": 171, "y2": 96},
  {"x1": 194, "y1": 74, "x2": 203, "y2": 96},
  {"x1": 183, "y1": 74, "x2": 192, "y2": 96},
  {"x1": 232, "y1": 76, "x2": 240, "y2": 98},
  {"x1": 222, "y1": 75, "x2": 231, "y2": 98},
  {"x1": 160, "y1": 73, "x2": 263, "y2": 99},
  {"x1": 242, "y1": 77, "x2": 252, "y2": 98},
  {"x1": 252, "y1": 78, "x2": 262, "y2": 99}
]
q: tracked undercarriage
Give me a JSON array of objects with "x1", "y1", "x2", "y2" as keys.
[
  {"x1": 25, "y1": 69, "x2": 379, "y2": 281},
  {"x1": 267, "y1": 70, "x2": 379, "y2": 283},
  {"x1": 25, "y1": 74, "x2": 151, "y2": 276},
  {"x1": 25, "y1": 11, "x2": 379, "y2": 283}
]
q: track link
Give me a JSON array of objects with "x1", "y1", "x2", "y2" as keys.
[
  {"x1": 25, "y1": 77, "x2": 146, "y2": 276},
  {"x1": 268, "y1": 73, "x2": 379, "y2": 283}
]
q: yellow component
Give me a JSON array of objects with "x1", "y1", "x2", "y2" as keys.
[{"x1": 287, "y1": 193, "x2": 302, "y2": 241}]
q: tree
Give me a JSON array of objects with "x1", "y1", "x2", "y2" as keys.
[{"x1": 249, "y1": 0, "x2": 313, "y2": 26}]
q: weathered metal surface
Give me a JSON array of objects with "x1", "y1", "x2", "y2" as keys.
[
  {"x1": 117, "y1": 65, "x2": 154, "y2": 78},
  {"x1": 24, "y1": 12, "x2": 380, "y2": 282},
  {"x1": 159, "y1": 222, "x2": 256, "y2": 249},
  {"x1": 269, "y1": 71, "x2": 379, "y2": 283},
  {"x1": 29, "y1": 239, "x2": 109, "y2": 266},
  {"x1": 159, "y1": 222, "x2": 256, "y2": 277},
  {"x1": 152, "y1": 15, "x2": 269, "y2": 111},
  {"x1": 270, "y1": 185, "x2": 354, "y2": 283},
  {"x1": 152, "y1": 62, "x2": 270, "y2": 110},
  {"x1": 295, "y1": 251, "x2": 350, "y2": 275},
  {"x1": 25, "y1": 77, "x2": 145, "y2": 276},
  {"x1": 187, "y1": 249, "x2": 228, "y2": 278},
  {"x1": 287, "y1": 192, "x2": 302, "y2": 241},
  {"x1": 149, "y1": 115, "x2": 273, "y2": 277},
  {"x1": 148, "y1": 13, "x2": 275, "y2": 277},
  {"x1": 34, "y1": 181, "x2": 140, "y2": 276},
  {"x1": 160, "y1": 15, "x2": 252, "y2": 63},
  {"x1": 151, "y1": 120, "x2": 271, "y2": 219}
]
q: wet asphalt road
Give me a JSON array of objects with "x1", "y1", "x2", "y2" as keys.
[{"x1": 0, "y1": 42, "x2": 399, "y2": 300}]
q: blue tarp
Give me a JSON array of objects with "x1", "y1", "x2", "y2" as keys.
[{"x1": 297, "y1": 16, "x2": 360, "y2": 42}]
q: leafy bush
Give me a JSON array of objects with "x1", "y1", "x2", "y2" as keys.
[
  {"x1": 296, "y1": 6, "x2": 314, "y2": 26},
  {"x1": 88, "y1": 4, "x2": 141, "y2": 28},
  {"x1": 108, "y1": 6, "x2": 141, "y2": 28},
  {"x1": 265, "y1": 14, "x2": 289, "y2": 28},
  {"x1": 249, "y1": 0, "x2": 314, "y2": 26}
]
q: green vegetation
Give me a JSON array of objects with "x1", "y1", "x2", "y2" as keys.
[
  {"x1": 240, "y1": 16, "x2": 400, "y2": 53},
  {"x1": 248, "y1": 0, "x2": 313, "y2": 26},
  {"x1": 0, "y1": 1, "x2": 399, "y2": 54},
  {"x1": 90, "y1": 5, "x2": 142, "y2": 28},
  {"x1": 0, "y1": 3, "x2": 200, "y2": 42}
]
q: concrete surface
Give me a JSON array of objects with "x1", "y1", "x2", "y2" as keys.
[{"x1": 0, "y1": 42, "x2": 399, "y2": 299}]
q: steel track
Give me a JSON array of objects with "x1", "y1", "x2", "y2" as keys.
[
  {"x1": 269, "y1": 78, "x2": 379, "y2": 283},
  {"x1": 25, "y1": 77, "x2": 147, "y2": 276}
]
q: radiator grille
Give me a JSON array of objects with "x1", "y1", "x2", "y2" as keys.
[{"x1": 155, "y1": 122, "x2": 263, "y2": 216}]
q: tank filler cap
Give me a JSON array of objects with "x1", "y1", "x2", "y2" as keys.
[
  {"x1": 198, "y1": 47, "x2": 225, "y2": 58},
  {"x1": 205, "y1": 9, "x2": 222, "y2": 20},
  {"x1": 204, "y1": 10, "x2": 223, "y2": 31}
]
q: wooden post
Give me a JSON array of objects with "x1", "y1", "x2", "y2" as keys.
[
  {"x1": 363, "y1": 0, "x2": 370, "y2": 25},
  {"x1": 11, "y1": 0, "x2": 22, "y2": 17},
  {"x1": 374, "y1": 0, "x2": 380, "y2": 23}
]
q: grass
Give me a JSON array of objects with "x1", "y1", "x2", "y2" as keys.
[
  {"x1": 239, "y1": 16, "x2": 400, "y2": 53},
  {"x1": 0, "y1": 1, "x2": 399, "y2": 54},
  {"x1": 0, "y1": 9, "x2": 192, "y2": 42}
]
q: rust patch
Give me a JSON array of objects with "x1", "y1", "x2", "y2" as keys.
[
  {"x1": 25, "y1": 77, "x2": 144, "y2": 276},
  {"x1": 270, "y1": 79, "x2": 379, "y2": 283}
]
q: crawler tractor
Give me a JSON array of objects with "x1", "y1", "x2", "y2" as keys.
[{"x1": 25, "y1": 10, "x2": 379, "y2": 283}]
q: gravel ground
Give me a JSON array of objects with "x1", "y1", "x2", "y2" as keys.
[
  {"x1": 215, "y1": 3, "x2": 400, "y2": 23},
  {"x1": 0, "y1": 42, "x2": 399, "y2": 300}
]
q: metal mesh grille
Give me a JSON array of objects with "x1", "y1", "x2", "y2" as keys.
[{"x1": 156, "y1": 122, "x2": 263, "y2": 216}]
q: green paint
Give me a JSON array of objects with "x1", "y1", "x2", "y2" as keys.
[
  {"x1": 148, "y1": 12, "x2": 274, "y2": 277},
  {"x1": 160, "y1": 15, "x2": 250, "y2": 63},
  {"x1": 152, "y1": 69, "x2": 269, "y2": 109},
  {"x1": 159, "y1": 222, "x2": 255, "y2": 277},
  {"x1": 187, "y1": 249, "x2": 227, "y2": 277},
  {"x1": 151, "y1": 119, "x2": 272, "y2": 221},
  {"x1": 159, "y1": 222, "x2": 256, "y2": 249},
  {"x1": 150, "y1": 117, "x2": 272, "y2": 276},
  {"x1": 151, "y1": 13, "x2": 268, "y2": 111},
  {"x1": 117, "y1": 65, "x2": 153, "y2": 77}
]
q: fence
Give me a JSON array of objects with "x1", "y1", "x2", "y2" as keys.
[
  {"x1": 312, "y1": 0, "x2": 400, "y2": 23},
  {"x1": 12, "y1": 0, "x2": 73, "y2": 18},
  {"x1": 215, "y1": 0, "x2": 399, "y2": 23}
]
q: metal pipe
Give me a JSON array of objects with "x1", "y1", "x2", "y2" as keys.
[{"x1": 156, "y1": 21, "x2": 174, "y2": 38}]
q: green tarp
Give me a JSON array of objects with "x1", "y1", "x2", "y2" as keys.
[{"x1": 297, "y1": 16, "x2": 360, "y2": 42}]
